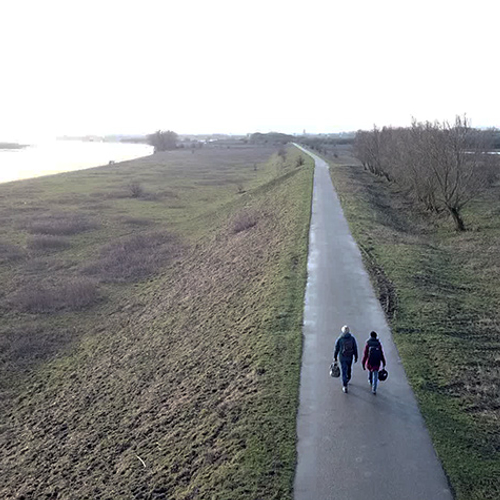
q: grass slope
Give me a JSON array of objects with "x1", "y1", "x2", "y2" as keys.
[
  {"x1": 327, "y1": 152, "x2": 500, "y2": 500},
  {"x1": 0, "y1": 146, "x2": 314, "y2": 499}
]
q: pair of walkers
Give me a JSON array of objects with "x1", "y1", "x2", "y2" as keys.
[{"x1": 333, "y1": 326, "x2": 386, "y2": 394}]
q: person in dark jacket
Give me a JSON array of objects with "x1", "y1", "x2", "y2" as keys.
[
  {"x1": 362, "y1": 331, "x2": 386, "y2": 395},
  {"x1": 333, "y1": 325, "x2": 358, "y2": 393}
]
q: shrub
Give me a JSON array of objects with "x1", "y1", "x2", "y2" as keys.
[
  {"x1": 231, "y1": 210, "x2": 258, "y2": 234},
  {"x1": 0, "y1": 325, "x2": 73, "y2": 370},
  {"x1": 0, "y1": 241, "x2": 25, "y2": 263},
  {"x1": 26, "y1": 214, "x2": 98, "y2": 235},
  {"x1": 82, "y1": 232, "x2": 179, "y2": 282},
  {"x1": 128, "y1": 181, "x2": 144, "y2": 198},
  {"x1": 11, "y1": 277, "x2": 99, "y2": 313},
  {"x1": 23, "y1": 257, "x2": 72, "y2": 273},
  {"x1": 27, "y1": 235, "x2": 70, "y2": 251}
]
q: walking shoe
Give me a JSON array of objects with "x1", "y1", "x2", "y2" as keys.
[
  {"x1": 372, "y1": 390, "x2": 377, "y2": 395},
  {"x1": 342, "y1": 386, "x2": 348, "y2": 393}
]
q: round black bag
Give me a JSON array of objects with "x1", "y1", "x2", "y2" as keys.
[
  {"x1": 330, "y1": 362, "x2": 340, "y2": 378},
  {"x1": 378, "y1": 368, "x2": 388, "y2": 381}
]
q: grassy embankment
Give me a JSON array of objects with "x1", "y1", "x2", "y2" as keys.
[
  {"x1": 0, "y1": 146, "x2": 314, "y2": 499},
  {"x1": 327, "y1": 150, "x2": 500, "y2": 500}
]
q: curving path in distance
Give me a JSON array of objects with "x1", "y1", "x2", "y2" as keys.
[{"x1": 293, "y1": 147, "x2": 454, "y2": 500}]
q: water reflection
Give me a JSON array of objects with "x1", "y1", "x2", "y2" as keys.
[{"x1": 0, "y1": 140, "x2": 153, "y2": 184}]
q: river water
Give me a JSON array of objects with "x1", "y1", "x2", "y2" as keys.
[{"x1": 0, "y1": 140, "x2": 154, "y2": 184}]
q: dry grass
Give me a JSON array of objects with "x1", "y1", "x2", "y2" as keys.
[
  {"x1": 10, "y1": 277, "x2": 99, "y2": 313},
  {"x1": 22, "y1": 257, "x2": 74, "y2": 274},
  {"x1": 0, "y1": 241, "x2": 25, "y2": 263},
  {"x1": 26, "y1": 234, "x2": 70, "y2": 251},
  {"x1": 0, "y1": 324, "x2": 75, "y2": 375},
  {"x1": 26, "y1": 214, "x2": 98, "y2": 235},
  {"x1": 82, "y1": 231, "x2": 179, "y2": 283},
  {"x1": 230, "y1": 209, "x2": 259, "y2": 234}
]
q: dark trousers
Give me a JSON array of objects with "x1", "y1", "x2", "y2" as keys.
[{"x1": 340, "y1": 357, "x2": 353, "y2": 387}]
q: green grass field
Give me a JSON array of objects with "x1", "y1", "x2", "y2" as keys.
[
  {"x1": 327, "y1": 151, "x2": 500, "y2": 500},
  {"x1": 0, "y1": 146, "x2": 314, "y2": 499}
]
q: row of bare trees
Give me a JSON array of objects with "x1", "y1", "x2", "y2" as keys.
[{"x1": 353, "y1": 116, "x2": 499, "y2": 230}]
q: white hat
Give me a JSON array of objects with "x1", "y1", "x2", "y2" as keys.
[{"x1": 341, "y1": 325, "x2": 350, "y2": 333}]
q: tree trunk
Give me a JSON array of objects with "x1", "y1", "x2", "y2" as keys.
[{"x1": 448, "y1": 206, "x2": 465, "y2": 231}]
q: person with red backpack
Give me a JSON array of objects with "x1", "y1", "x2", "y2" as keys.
[
  {"x1": 333, "y1": 325, "x2": 358, "y2": 393},
  {"x1": 362, "y1": 331, "x2": 387, "y2": 395}
]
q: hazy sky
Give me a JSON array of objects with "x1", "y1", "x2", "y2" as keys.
[{"x1": 2, "y1": 0, "x2": 498, "y2": 141}]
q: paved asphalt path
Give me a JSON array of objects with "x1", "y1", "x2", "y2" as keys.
[{"x1": 293, "y1": 147, "x2": 454, "y2": 500}]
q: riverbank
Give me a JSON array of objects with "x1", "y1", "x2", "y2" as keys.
[{"x1": 0, "y1": 146, "x2": 313, "y2": 499}]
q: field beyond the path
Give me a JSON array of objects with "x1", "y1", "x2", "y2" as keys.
[
  {"x1": 0, "y1": 146, "x2": 313, "y2": 499},
  {"x1": 328, "y1": 148, "x2": 500, "y2": 500}
]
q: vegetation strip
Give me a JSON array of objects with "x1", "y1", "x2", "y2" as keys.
[
  {"x1": 326, "y1": 149, "x2": 500, "y2": 500},
  {"x1": 0, "y1": 146, "x2": 313, "y2": 499}
]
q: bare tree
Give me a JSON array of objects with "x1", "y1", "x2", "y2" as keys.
[
  {"x1": 406, "y1": 121, "x2": 441, "y2": 212},
  {"x1": 353, "y1": 127, "x2": 388, "y2": 178},
  {"x1": 353, "y1": 116, "x2": 499, "y2": 230},
  {"x1": 147, "y1": 130, "x2": 178, "y2": 152},
  {"x1": 425, "y1": 116, "x2": 497, "y2": 230}
]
